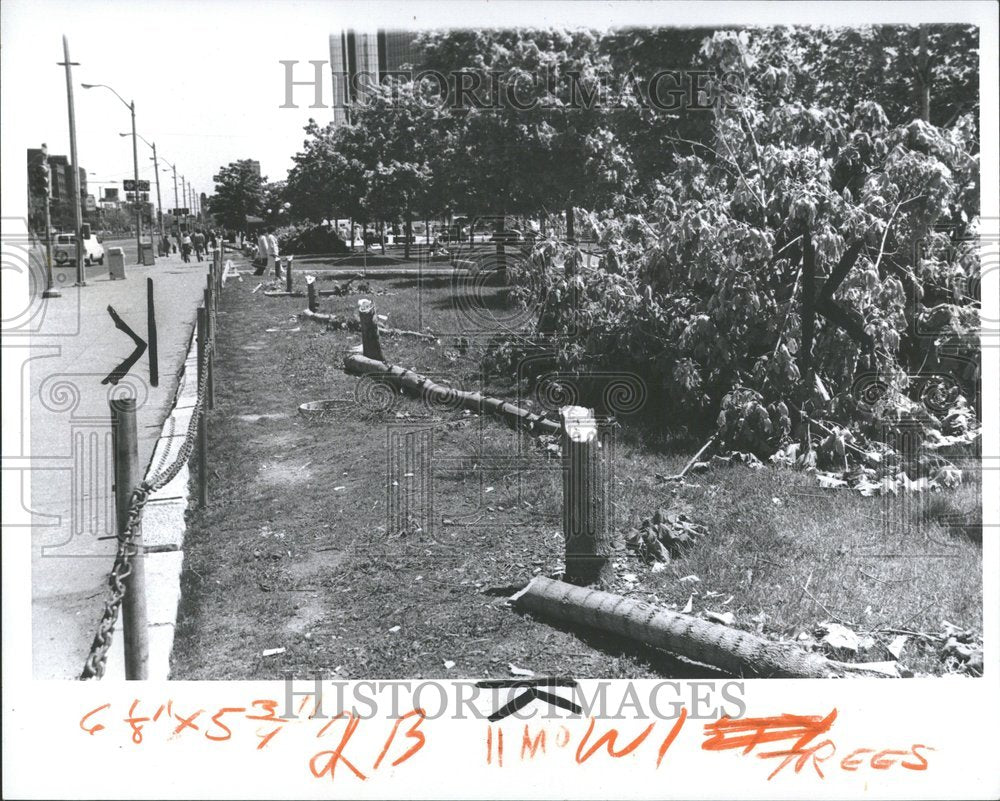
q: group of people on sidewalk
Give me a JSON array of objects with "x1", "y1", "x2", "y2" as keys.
[{"x1": 160, "y1": 228, "x2": 220, "y2": 264}]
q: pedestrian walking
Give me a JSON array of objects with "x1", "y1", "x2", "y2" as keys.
[
  {"x1": 254, "y1": 229, "x2": 268, "y2": 275},
  {"x1": 193, "y1": 229, "x2": 206, "y2": 262},
  {"x1": 181, "y1": 231, "x2": 193, "y2": 263},
  {"x1": 267, "y1": 227, "x2": 281, "y2": 279}
]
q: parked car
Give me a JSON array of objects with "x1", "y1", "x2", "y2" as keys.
[{"x1": 53, "y1": 231, "x2": 104, "y2": 266}]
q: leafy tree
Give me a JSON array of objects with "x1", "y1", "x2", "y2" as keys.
[
  {"x1": 502, "y1": 26, "x2": 980, "y2": 472},
  {"x1": 207, "y1": 159, "x2": 267, "y2": 230},
  {"x1": 285, "y1": 120, "x2": 367, "y2": 231},
  {"x1": 418, "y1": 28, "x2": 633, "y2": 258}
]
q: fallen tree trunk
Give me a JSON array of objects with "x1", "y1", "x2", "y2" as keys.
[
  {"x1": 513, "y1": 576, "x2": 894, "y2": 679},
  {"x1": 307, "y1": 268, "x2": 473, "y2": 279},
  {"x1": 344, "y1": 354, "x2": 562, "y2": 435},
  {"x1": 299, "y1": 311, "x2": 437, "y2": 341}
]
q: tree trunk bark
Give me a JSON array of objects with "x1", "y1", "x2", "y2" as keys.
[
  {"x1": 917, "y1": 24, "x2": 931, "y2": 122},
  {"x1": 561, "y1": 406, "x2": 613, "y2": 587},
  {"x1": 404, "y1": 209, "x2": 412, "y2": 260},
  {"x1": 343, "y1": 354, "x2": 562, "y2": 435},
  {"x1": 357, "y1": 299, "x2": 385, "y2": 361},
  {"x1": 495, "y1": 214, "x2": 506, "y2": 275},
  {"x1": 566, "y1": 205, "x2": 575, "y2": 243},
  {"x1": 349, "y1": 217, "x2": 355, "y2": 252},
  {"x1": 513, "y1": 577, "x2": 887, "y2": 678}
]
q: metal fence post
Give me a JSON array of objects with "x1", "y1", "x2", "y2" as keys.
[
  {"x1": 203, "y1": 288, "x2": 215, "y2": 409},
  {"x1": 196, "y1": 307, "x2": 209, "y2": 508},
  {"x1": 147, "y1": 277, "x2": 159, "y2": 388},
  {"x1": 110, "y1": 395, "x2": 149, "y2": 679}
]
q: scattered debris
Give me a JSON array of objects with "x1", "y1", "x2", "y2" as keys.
[
  {"x1": 704, "y1": 610, "x2": 735, "y2": 626},
  {"x1": 887, "y1": 635, "x2": 909, "y2": 660},
  {"x1": 818, "y1": 621, "x2": 860, "y2": 653},
  {"x1": 508, "y1": 663, "x2": 535, "y2": 677},
  {"x1": 625, "y1": 505, "x2": 708, "y2": 564},
  {"x1": 262, "y1": 647, "x2": 286, "y2": 657},
  {"x1": 443, "y1": 659, "x2": 456, "y2": 669},
  {"x1": 388, "y1": 625, "x2": 401, "y2": 633}
]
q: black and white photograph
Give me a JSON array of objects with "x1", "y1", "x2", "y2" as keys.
[{"x1": 2, "y1": 1, "x2": 997, "y2": 798}]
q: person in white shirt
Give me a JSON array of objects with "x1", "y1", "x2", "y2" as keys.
[
  {"x1": 266, "y1": 227, "x2": 281, "y2": 279},
  {"x1": 254, "y1": 229, "x2": 268, "y2": 275}
]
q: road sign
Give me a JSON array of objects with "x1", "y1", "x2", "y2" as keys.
[
  {"x1": 137, "y1": 179, "x2": 150, "y2": 191},
  {"x1": 172, "y1": 207, "x2": 191, "y2": 215},
  {"x1": 123, "y1": 179, "x2": 135, "y2": 191},
  {"x1": 85, "y1": 194, "x2": 96, "y2": 211}
]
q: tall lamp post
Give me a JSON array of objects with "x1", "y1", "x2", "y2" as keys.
[
  {"x1": 121, "y1": 132, "x2": 164, "y2": 244},
  {"x1": 58, "y1": 36, "x2": 85, "y2": 286},
  {"x1": 81, "y1": 82, "x2": 143, "y2": 263},
  {"x1": 159, "y1": 158, "x2": 180, "y2": 237}
]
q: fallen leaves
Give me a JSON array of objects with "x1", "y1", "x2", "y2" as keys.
[{"x1": 625, "y1": 506, "x2": 708, "y2": 564}]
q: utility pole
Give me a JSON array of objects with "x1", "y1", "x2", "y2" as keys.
[
  {"x1": 129, "y1": 99, "x2": 142, "y2": 263},
  {"x1": 150, "y1": 143, "x2": 163, "y2": 241},
  {"x1": 59, "y1": 35, "x2": 85, "y2": 286},
  {"x1": 181, "y1": 175, "x2": 187, "y2": 227},
  {"x1": 170, "y1": 164, "x2": 179, "y2": 227}
]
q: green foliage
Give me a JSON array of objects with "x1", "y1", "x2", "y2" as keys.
[
  {"x1": 207, "y1": 159, "x2": 267, "y2": 230},
  {"x1": 500, "y1": 26, "x2": 980, "y2": 461}
]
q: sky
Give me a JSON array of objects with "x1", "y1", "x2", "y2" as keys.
[
  {"x1": 1, "y1": 0, "x2": 594, "y2": 205},
  {"x1": 3, "y1": 0, "x2": 995, "y2": 209}
]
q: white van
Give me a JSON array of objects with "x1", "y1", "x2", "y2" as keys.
[{"x1": 53, "y1": 231, "x2": 105, "y2": 266}]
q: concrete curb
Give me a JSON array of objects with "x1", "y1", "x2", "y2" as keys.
[{"x1": 103, "y1": 321, "x2": 201, "y2": 680}]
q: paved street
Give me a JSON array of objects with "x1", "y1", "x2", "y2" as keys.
[{"x1": 29, "y1": 248, "x2": 209, "y2": 678}]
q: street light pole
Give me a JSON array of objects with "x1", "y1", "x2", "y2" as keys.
[
  {"x1": 81, "y1": 81, "x2": 146, "y2": 263},
  {"x1": 129, "y1": 99, "x2": 142, "y2": 263},
  {"x1": 151, "y1": 143, "x2": 164, "y2": 242},
  {"x1": 59, "y1": 35, "x2": 85, "y2": 286}
]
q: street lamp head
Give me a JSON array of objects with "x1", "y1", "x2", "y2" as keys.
[{"x1": 80, "y1": 83, "x2": 97, "y2": 89}]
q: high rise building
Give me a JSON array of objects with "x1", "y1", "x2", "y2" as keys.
[{"x1": 329, "y1": 29, "x2": 423, "y2": 125}]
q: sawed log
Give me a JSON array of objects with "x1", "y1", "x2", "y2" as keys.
[
  {"x1": 513, "y1": 576, "x2": 896, "y2": 679},
  {"x1": 344, "y1": 354, "x2": 561, "y2": 435}
]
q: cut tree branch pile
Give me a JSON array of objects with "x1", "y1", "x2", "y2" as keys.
[
  {"x1": 513, "y1": 576, "x2": 897, "y2": 678},
  {"x1": 344, "y1": 354, "x2": 562, "y2": 435}
]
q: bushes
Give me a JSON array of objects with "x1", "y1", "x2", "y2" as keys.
[{"x1": 275, "y1": 223, "x2": 348, "y2": 255}]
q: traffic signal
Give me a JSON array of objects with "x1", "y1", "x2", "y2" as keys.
[{"x1": 36, "y1": 143, "x2": 51, "y2": 197}]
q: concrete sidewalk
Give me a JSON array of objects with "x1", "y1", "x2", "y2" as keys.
[{"x1": 29, "y1": 250, "x2": 210, "y2": 679}]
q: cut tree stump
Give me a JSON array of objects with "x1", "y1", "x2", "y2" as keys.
[
  {"x1": 357, "y1": 299, "x2": 385, "y2": 361},
  {"x1": 561, "y1": 406, "x2": 614, "y2": 587},
  {"x1": 513, "y1": 576, "x2": 896, "y2": 678},
  {"x1": 306, "y1": 275, "x2": 318, "y2": 313}
]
